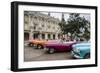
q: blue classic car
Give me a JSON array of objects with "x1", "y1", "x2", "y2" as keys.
[{"x1": 72, "y1": 42, "x2": 90, "y2": 59}]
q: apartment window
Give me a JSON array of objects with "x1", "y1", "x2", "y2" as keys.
[
  {"x1": 33, "y1": 26, "x2": 36, "y2": 30},
  {"x1": 24, "y1": 32, "x2": 29, "y2": 41},
  {"x1": 58, "y1": 34, "x2": 60, "y2": 39},
  {"x1": 34, "y1": 17, "x2": 37, "y2": 20},
  {"x1": 42, "y1": 24, "x2": 45, "y2": 27},
  {"x1": 42, "y1": 34, "x2": 45, "y2": 39},
  {"x1": 53, "y1": 34, "x2": 55, "y2": 39},
  {"x1": 42, "y1": 18, "x2": 44, "y2": 21},
  {"x1": 33, "y1": 33, "x2": 39, "y2": 39},
  {"x1": 48, "y1": 21, "x2": 51, "y2": 24},
  {"x1": 48, "y1": 25, "x2": 51, "y2": 29},
  {"x1": 48, "y1": 34, "x2": 51, "y2": 39}
]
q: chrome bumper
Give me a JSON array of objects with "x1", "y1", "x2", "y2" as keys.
[{"x1": 71, "y1": 51, "x2": 82, "y2": 59}]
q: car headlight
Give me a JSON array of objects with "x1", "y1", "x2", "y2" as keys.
[{"x1": 74, "y1": 48, "x2": 80, "y2": 53}]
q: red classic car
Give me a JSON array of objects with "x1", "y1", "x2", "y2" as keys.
[{"x1": 44, "y1": 40, "x2": 76, "y2": 54}]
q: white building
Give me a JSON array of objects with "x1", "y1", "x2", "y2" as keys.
[{"x1": 24, "y1": 11, "x2": 61, "y2": 41}]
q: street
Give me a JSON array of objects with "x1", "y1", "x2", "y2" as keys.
[{"x1": 24, "y1": 46, "x2": 74, "y2": 62}]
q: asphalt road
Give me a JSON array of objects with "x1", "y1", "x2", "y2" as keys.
[{"x1": 24, "y1": 46, "x2": 74, "y2": 62}]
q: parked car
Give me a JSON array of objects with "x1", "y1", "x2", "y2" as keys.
[
  {"x1": 28, "y1": 39, "x2": 38, "y2": 47},
  {"x1": 44, "y1": 40, "x2": 76, "y2": 54},
  {"x1": 28, "y1": 39, "x2": 47, "y2": 49},
  {"x1": 71, "y1": 42, "x2": 90, "y2": 59},
  {"x1": 28, "y1": 39, "x2": 59, "y2": 49}
]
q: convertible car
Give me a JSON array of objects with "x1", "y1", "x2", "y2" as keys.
[
  {"x1": 44, "y1": 41, "x2": 76, "y2": 54},
  {"x1": 71, "y1": 42, "x2": 90, "y2": 59}
]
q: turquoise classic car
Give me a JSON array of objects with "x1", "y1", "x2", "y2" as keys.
[{"x1": 72, "y1": 42, "x2": 90, "y2": 59}]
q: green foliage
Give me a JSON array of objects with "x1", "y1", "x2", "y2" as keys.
[{"x1": 59, "y1": 13, "x2": 90, "y2": 40}]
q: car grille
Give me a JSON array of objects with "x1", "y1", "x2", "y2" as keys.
[{"x1": 72, "y1": 49, "x2": 80, "y2": 56}]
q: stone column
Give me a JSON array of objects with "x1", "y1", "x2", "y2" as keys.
[
  {"x1": 55, "y1": 33, "x2": 58, "y2": 40},
  {"x1": 51, "y1": 34, "x2": 53, "y2": 40},
  {"x1": 29, "y1": 31, "x2": 33, "y2": 40},
  {"x1": 45, "y1": 33, "x2": 48, "y2": 40}
]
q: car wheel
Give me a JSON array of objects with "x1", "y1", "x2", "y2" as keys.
[
  {"x1": 84, "y1": 53, "x2": 90, "y2": 59},
  {"x1": 48, "y1": 48, "x2": 55, "y2": 54},
  {"x1": 28, "y1": 43, "x2": 34, "y2": 47},
  {"x1": 37, "y1": 44, "x2": 43, "y2": 49}
]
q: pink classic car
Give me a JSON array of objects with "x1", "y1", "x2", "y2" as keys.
[{"x1": 44, "y1": 40, "x2": 76, "y2": 54}]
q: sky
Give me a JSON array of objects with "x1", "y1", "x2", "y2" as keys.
[{"x1": 40, "y1": 12, "x2": 90, "y2": 22}]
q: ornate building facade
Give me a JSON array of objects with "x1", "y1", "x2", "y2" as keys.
[{"x1": 24, "y1": 11, "x2": 61, "y2": 41}]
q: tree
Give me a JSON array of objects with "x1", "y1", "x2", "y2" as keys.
[{"x1": 63, "y1": 13, "x2": 90, "y2": 40}]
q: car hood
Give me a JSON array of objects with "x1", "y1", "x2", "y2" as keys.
[{"x1": 73, "y1": 42, "x2": 90, "y2": 48}]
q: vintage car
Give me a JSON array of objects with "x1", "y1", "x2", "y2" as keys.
[
  {"x1": 28, "y1": 39, "x2": 38, "y2": 47},
  {"x1": 71, "y1": 42, "x2": 90, "y2": 59},
  {"x1": 44, "y1": 40, "x2": 76, "y2": 54},
  {"x1": 28, "y1": 39, "x2": 59, "y2": 49},
  {"x1": 28, "y1": 39, "x2": 47, "y2": 49}
]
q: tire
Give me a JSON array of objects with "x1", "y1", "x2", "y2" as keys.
[
  {"x1": 37, "y1": 44, "x2": 43, "y2": 49},
  {"x1": 28, "y1": 43, "x2": 34, "y2": 47},
  {"x1": 84, "y1": 53, "x2": 90, "y2": 59},
  {"x1": 48, "y1": 48, "x2": 55, "y2": 54}
]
